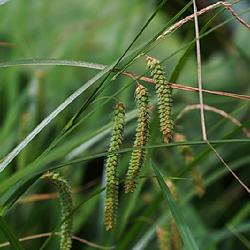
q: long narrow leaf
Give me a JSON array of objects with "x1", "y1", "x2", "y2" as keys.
[
  {"x1": 0, "y1": 216, "x2": 25, "y2": 250},
  {"x1": 152, "y1": 162, "x2": 199, "y2": 250},
  {"x1": 0, "y1": 138, "x2": 249, "y2": 196}
]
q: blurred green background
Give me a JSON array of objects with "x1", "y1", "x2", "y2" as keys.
[{"x1": 0, "y1": 0, "x2": 250, "y2": 249}]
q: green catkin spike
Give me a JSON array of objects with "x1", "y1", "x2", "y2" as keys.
[
  {"x1": 104, "y1": 102, "x2": 125, "y2": 230},
  {"x1": 146, "y1": 56, "x2": 174, "y2": 143},
  {"x1": 42, "y1": 172, "x2": 73, "y2": 250},
  {"x1": 124, "y1": 84, "x2": 150, "y2": 193}
]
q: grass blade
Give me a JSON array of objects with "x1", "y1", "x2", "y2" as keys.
[
  {"x1": 0, "y1": 177, "x2": 38, "y2": 216},
  {"x1": 0, "y1": 216, "x2": 25, "y2": 250},
  {"x1": 0, "y1": 62, "x2": 116, "y2": 173},
  {"x1": 0, "y1": 59, "x2": 106, "y2": 70},
  {"x1": 152, "y1": 162, "x2": 199, "y2": 250},
  {"x1": 39, "y1": 187, "x2": 105, "y2": 250}
]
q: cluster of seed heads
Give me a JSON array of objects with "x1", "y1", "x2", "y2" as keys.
[
  {"x1": 124, "y1": 84, "x2": 150, "y2": 193},
  {"x1": 103, "y1": 56, "x2": 175, "y2": 230},
  {"x1": 104, "y1": 102, "x2": 125, "y2": 231},
  {"x1": 39, "y1": 56, "x2": 174, "y2": 234},
  {"x1": 147, "y1": 56, "x2": 174, "y2": 143},
  {"x1": 40, "y1": 56, "x2": 175, "y2": 233},
  {"x1": 41, "y1": 171, "x2": 73, "y2": 250}
]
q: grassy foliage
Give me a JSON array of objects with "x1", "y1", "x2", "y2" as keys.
[{"x1": 0, "y1": 0, "x2": 249, "y2": 249}]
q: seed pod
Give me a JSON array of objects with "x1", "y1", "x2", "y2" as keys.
[
  {"x1": 124, "y1": 84, "x2": 150, "y2": 193},
  {"x1": 146, "y1": 56, "x2": 174, "y2": 143},
  {"x1": 42, "y1": 172, "x2": 73, "y2": 250},
  {"x1": 104, "y1": 102, "x2": 125, "y2": 230}
]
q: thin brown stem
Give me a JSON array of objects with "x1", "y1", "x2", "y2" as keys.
[
  {"x1": 157, "y1": 1, "x2": 249, "y2": 40},
  {"x1": 176, "y1": 104, "x2": 250, "y2": 138},
  {"x1": 121, "y1": 71, "x2": 250, "y2": 101},
  {"x1": 0, "y1": 232, "x2": 113, "y2": 249},
  {"x1": 0, "y1": 41, "x2": 15, "y2": 47},
  {"x1": 193, "y1": 0, "x2": 207, "y2": 141},
  {"x1": 206, "y1": 142, "x2": 250, "y2": 194},
  {"x1": 18, "y1": 179, "x2": 97, "y2": 204}
]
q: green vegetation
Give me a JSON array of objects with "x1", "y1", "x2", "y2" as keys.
[{"x1": 0, "y1": 0, "x2": 249, "y2": 249}]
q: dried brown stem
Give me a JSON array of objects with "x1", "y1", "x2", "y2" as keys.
[
  {"x1": 18, "y1": 179, "x2": 97, "y2": 204},
  {"x1": 157, "y1": 1, "x2": 249, "y2": 40},
  {"x1": 0, "y1": 232, "x2": 113, "y2": 249},
  {"x1": 177, "y1": 104, "x2": 250, "y2": 138},
  {"x1": 193, "y1": 0, "x2": 207, "y2": 141},
  {"x1": 0, "y1": 41, "x2": 15, "y2": 47},
  {"x1": 121, "y1": 71, "x2": 250, "y2": 101},
  {"x1": 206, "y1": 142, "x2": 250, "y2": 194}
]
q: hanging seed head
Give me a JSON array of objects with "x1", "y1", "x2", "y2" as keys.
[
  {"x1": 124, "y1": 84, "x2": 150, "y2": 193},
  {"x1": 146, "y1": 56, "x2": 174, "y2": 143},
  {"x1": 104, "y1": 102, "x2": 125, "y2": 230},
  {"x1": 42, "y1": 172, "x2": 73, "y2": 250}
]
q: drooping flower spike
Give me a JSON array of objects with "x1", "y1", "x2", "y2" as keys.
[
  {"x1": 104, "y1": 102, "x2": 125, "y2": 230},
  {"x1": 124, "y1": 84, "x2": 150, "y2": 193},
  {"x1": 42, "y1": 172, "x2": 73, "y2": 250},
  {"x1": 146, "y1": 56, "x2": 174, "y2": 144}
]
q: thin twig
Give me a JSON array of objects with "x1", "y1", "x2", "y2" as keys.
[
  {"x1": 0, "y1": 232, "x2": 114, "y2": 249},
  {"x1": 0, "y1": 41, "x2": 15, "y2": 47},
  {"x1": 157, "y1": 1, "x2": 249, "y2": 40},
  {"x1": 0, "y1": 61, "x2": 249, "y2": 101},
  {"x1": 169, "y1": 83, "x2": 250, "y2": 101},
  {"x1": 191, "y1": 1, "x2": 249, "y2": 194},
  {"x1": 193, "y1": 0, "x2": 207, "y2": 141},
  {"x1": 176, "y1": 104, "x2": 250, "y2": 138},
  {"x1": 206, "y1": 142, "x2": 250, "y2": 194},
  {"x1": 19, "y1": 192, "x2": 59, "y2": 203},
  {"x1": 122, "y1": 72, "x2": 250, "y2": 101},
  {"x1": 18, "y1": 179, "x2": 97, "y2": 204}
]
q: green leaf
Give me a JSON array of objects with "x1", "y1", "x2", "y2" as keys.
[
  {"x1": 152, "y1": 162, "x2": 199, "y2": 250},
  {"x1": 0, "y1": 216, "x2": 25, "y2": 250},
  {"x1": 39, "y1": 187, "x2": 105, "y2": 250},
  {"x1": 0, "y1": 176, "x2": 38, "y2": 216},
  {"x1": 170, "y1": 45, "x2": 193, "y2": 83},
  {"x1": 0, "y1": 59, "x2": 106, "y2": 70}
]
